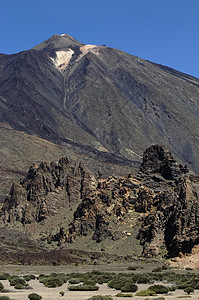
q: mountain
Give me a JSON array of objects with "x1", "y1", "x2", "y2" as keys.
[
  {"x1": 1, "y1": 34, "x2": 199, "y2": 264},
  {"x1": 1, "y1": 34, "x2": 199, "y2": 183}
]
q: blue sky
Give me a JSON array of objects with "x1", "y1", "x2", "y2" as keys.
[{"x1": 1, "y1": 0, "x2": 199, "y2": 78}]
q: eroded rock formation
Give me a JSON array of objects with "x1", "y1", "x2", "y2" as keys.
[
  {"x1": 1, "y1": 145, "x2": 199, "y2": 259},
  {"x1": 1, "y1": 157, "x2": 94, "y2": 224}
]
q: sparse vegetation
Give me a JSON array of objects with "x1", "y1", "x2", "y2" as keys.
[
  {"x1": 148, "y1": 284, "x2": 169, "y2": 294},
  {"x1": 59, "y1": 291, "x2": 65, "y2": 296},
  {"x1": 121, "y1": 282, "x2": 138, "y2": 293},
  {"x1": 23, "y1": 275, "x2": 36, "y2": 281},
  {"x1": 184, "y1": 287, "x2": 194, "y2": 294},
  {"x1": 28, "y1": 293, "x2": 42, "y2": 300},
  {"x1": 38, "y1": 273, "x2": 67, "y2": 288},
  {"x1": 0, "y1": 282, "x2": 4, "y2": 291},
  {"x1": 136, "y1": 289, "x2": 156, "y2": 296},
  {"x1": 68, "y1": 278, "x2": 80, "y2": 284},
  {"x1": 116, "y1": 293, "x2": 133, "y2": 297},
  {"x1": 0, "y1": 297, "x2": 11, "y2": 300}
]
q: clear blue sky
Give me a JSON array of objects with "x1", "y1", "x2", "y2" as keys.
[{"x1": 1, "y1": 0, "x2": 199, "y2": 78}]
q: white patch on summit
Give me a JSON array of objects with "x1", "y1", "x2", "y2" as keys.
[
  {"x1": 50, "y1": 49, "x2": 74, "y2": 71},
  {"x1": 78, "y1": 44, "x2": 99, "y2": 61}
]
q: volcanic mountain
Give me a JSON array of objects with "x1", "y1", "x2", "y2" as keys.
[{"x1": 0, "y1": 33, "x2": 199, "y2": 200}]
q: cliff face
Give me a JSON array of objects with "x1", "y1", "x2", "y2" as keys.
[
  {"x1": 1, "y1": 145, "x2": 199, "y2": 258},
  {"x1": 1, "y1": 157, "x2": 93, "y2": 224}
]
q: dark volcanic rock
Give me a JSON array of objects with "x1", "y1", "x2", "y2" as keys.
[
  {"x1": 1, "y1": 157, "x2": 93, "y2": 224},
  {"x1": 140, "y1": 145, "x2": 189, "y2": 180}
]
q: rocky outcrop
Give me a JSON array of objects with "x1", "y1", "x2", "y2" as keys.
[
  {"x1": 52, "y1": 145, "x2": 199, "y2": 258},
  {"x1": 138, "y1": 145, "x2": 199, "y2": 257},
  {"x1": 1, "y1": 157, "x2": 94, "y2": 224},
  {"x1": 1, "y1": 145, "x2": 199, "y2": 259}
]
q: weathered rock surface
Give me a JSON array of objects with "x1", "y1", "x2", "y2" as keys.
[
  {"x1": 1, "y1": 145, "x2": 199, "y2": 259},
  {"x1": 52, "y1": 145, "x2": 199, "y2": 258},
  {"x1": 1, "y1": 157, "x2": 94, "y2": 224}
]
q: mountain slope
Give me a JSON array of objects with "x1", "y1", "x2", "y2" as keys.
[{"x1": 1, "y1": 34, "x2": 199, "y2": 175}]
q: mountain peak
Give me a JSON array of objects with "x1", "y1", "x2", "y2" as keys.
[{"x1": 33, "y1": 34, "x2": 84, "y2": 52}]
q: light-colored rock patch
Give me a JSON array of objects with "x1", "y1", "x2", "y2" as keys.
[
  {"x1": 50, "y1": 49, "x2": 74, "y2": 71},
  {"x1": 78, "y1": 44, "x2": 99, "y2": 61}
]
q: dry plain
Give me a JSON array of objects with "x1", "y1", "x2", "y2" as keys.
[{"x1": 0, "y1": 264, "x2": 199, "y2": 300}]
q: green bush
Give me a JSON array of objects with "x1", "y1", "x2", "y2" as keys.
[
  {"x1": 59, "y1": 291, "x2": 65, "y2": 296},
  {"x1": 184, "y1": 287, "x2": 194, "y2": 294},
  {"x1": 136, "y1": 275, "x2": 151, "y2": 284},
  {"x1": 127, "y1": 266, "x2": 138, "y2": 271},
  {"x1": 116, "y1": 293, "x2": 133, "y2": 297},
  {"x1": 68, "y1": 284, "x2": 99, "y2": 291},
  {"x1": 28, "y1": 293, "x2": 42, "y2": 300},
  {"x1": 0, "y1": 282, "x2": 4, "y2": 291},
  {"x1": 23, "y1": 275, "x2": 36, "y2": 281},
  {"x1": 14, "y1": 283, "x2": 26, "y2": 289},
  {"x1": 136, "y1": 290, "x2": 156, "y2": 296},
  {"x1": 121, "y1": 282, "x2": 138, "y2": 293},
  {"x1": 148, "y1": 284, "x2": 169, "y2": 294},
  {"x1": 152, "y1": 267, "x2": 162, "y2": 272},
  {"x1": 0, "y1": 297, "x2": 11, "y2": 300},
  {"x1": 9, "y1": 277, "x2": 27, "y2": 287},
  {"x1": 108, "y1": 278, "x2": 128, "y2": 290},
  {"x1": 83, "y1": 279, "x2": 96, "y2": 286},
  {"x1": 68, "y1": 278, "x2": 80, "y2": 284},
  {"x1": 44, "y1": 277, "x2": 64, "y2": 288}
]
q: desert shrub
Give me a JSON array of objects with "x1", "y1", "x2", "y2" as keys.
[
  {"x1": 121, "y1": 282, "x2": 138, "y2": 293},
  {"x1": 177, "y1": 280, "x2": 191, "y2": 289},
  {"x1": 68, "y1": 278, "x2": 80, "y2": 284},
  {"x1": 9, "y1": 277, "x2": 27, "y2": 287},
  {"x1": 108, "y1": 278, "x2": 131, "y2": 290},
  {"x1": 28, "y1": 293, "x2": 42, "y2": 300},
  {"x1": 152, "y1": 267, "x2": 162, "y2": 272},
  {"x1": 0, "y1": 297, "x2": 11, "y2": 300},
  {"x1": 1, "y1": 273, "x2": 10, "y2": 279},
  {"x1": 0, "y1": 282, "x2": 4, "y2": 291},
  {"x1": 38, "y1": 273, "x2": 67, "y2": 288},
  {"x1": 68, "y1": 284, "x2": 99, "y2": 291},
  {"x1": 83, "y1": 279, "x2": 96, "y2": 286},
  {"x1": 169, "y1": 285, "x2": 176, "y2": 291},
  {"x1": 136, "y1": 290, "x2": 156, "y2": 296},
  {"x1": 59, "y1": 291, "x2": 65, "y2": 296},
  {"x1": 0, "y1": 275, "x2": 7, "y2": 280},
  {"x1": 23, "y1": 275, "x2": 36, "y2": 281},
  {"x1": 14, "y1": 283, "x2": 27, "y2": 289},
  {"x1": 95, "y1": 273, "x2": 114, "y2": 284},
  {"x1": 136, "y1": 275, "x2": 151, "y2": 284},
  {"x1": 184, "y1": 287, "x2": 194, "y2": 294},
  {"x1": 148, "y1": 284, "x2": 169, "y2": 294},
  {"x1": 43, "y1": 277, "x2": 64, "y2": 288},
  {"x1": 127, "y1": 266, "x2": 138, "y2": 271},
  {"x1": 87, "y1": 296, "x2": 113, "y2": 300},
  {"x1": 116, "y1": 292, "x2": 133, "y2": 297}
]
